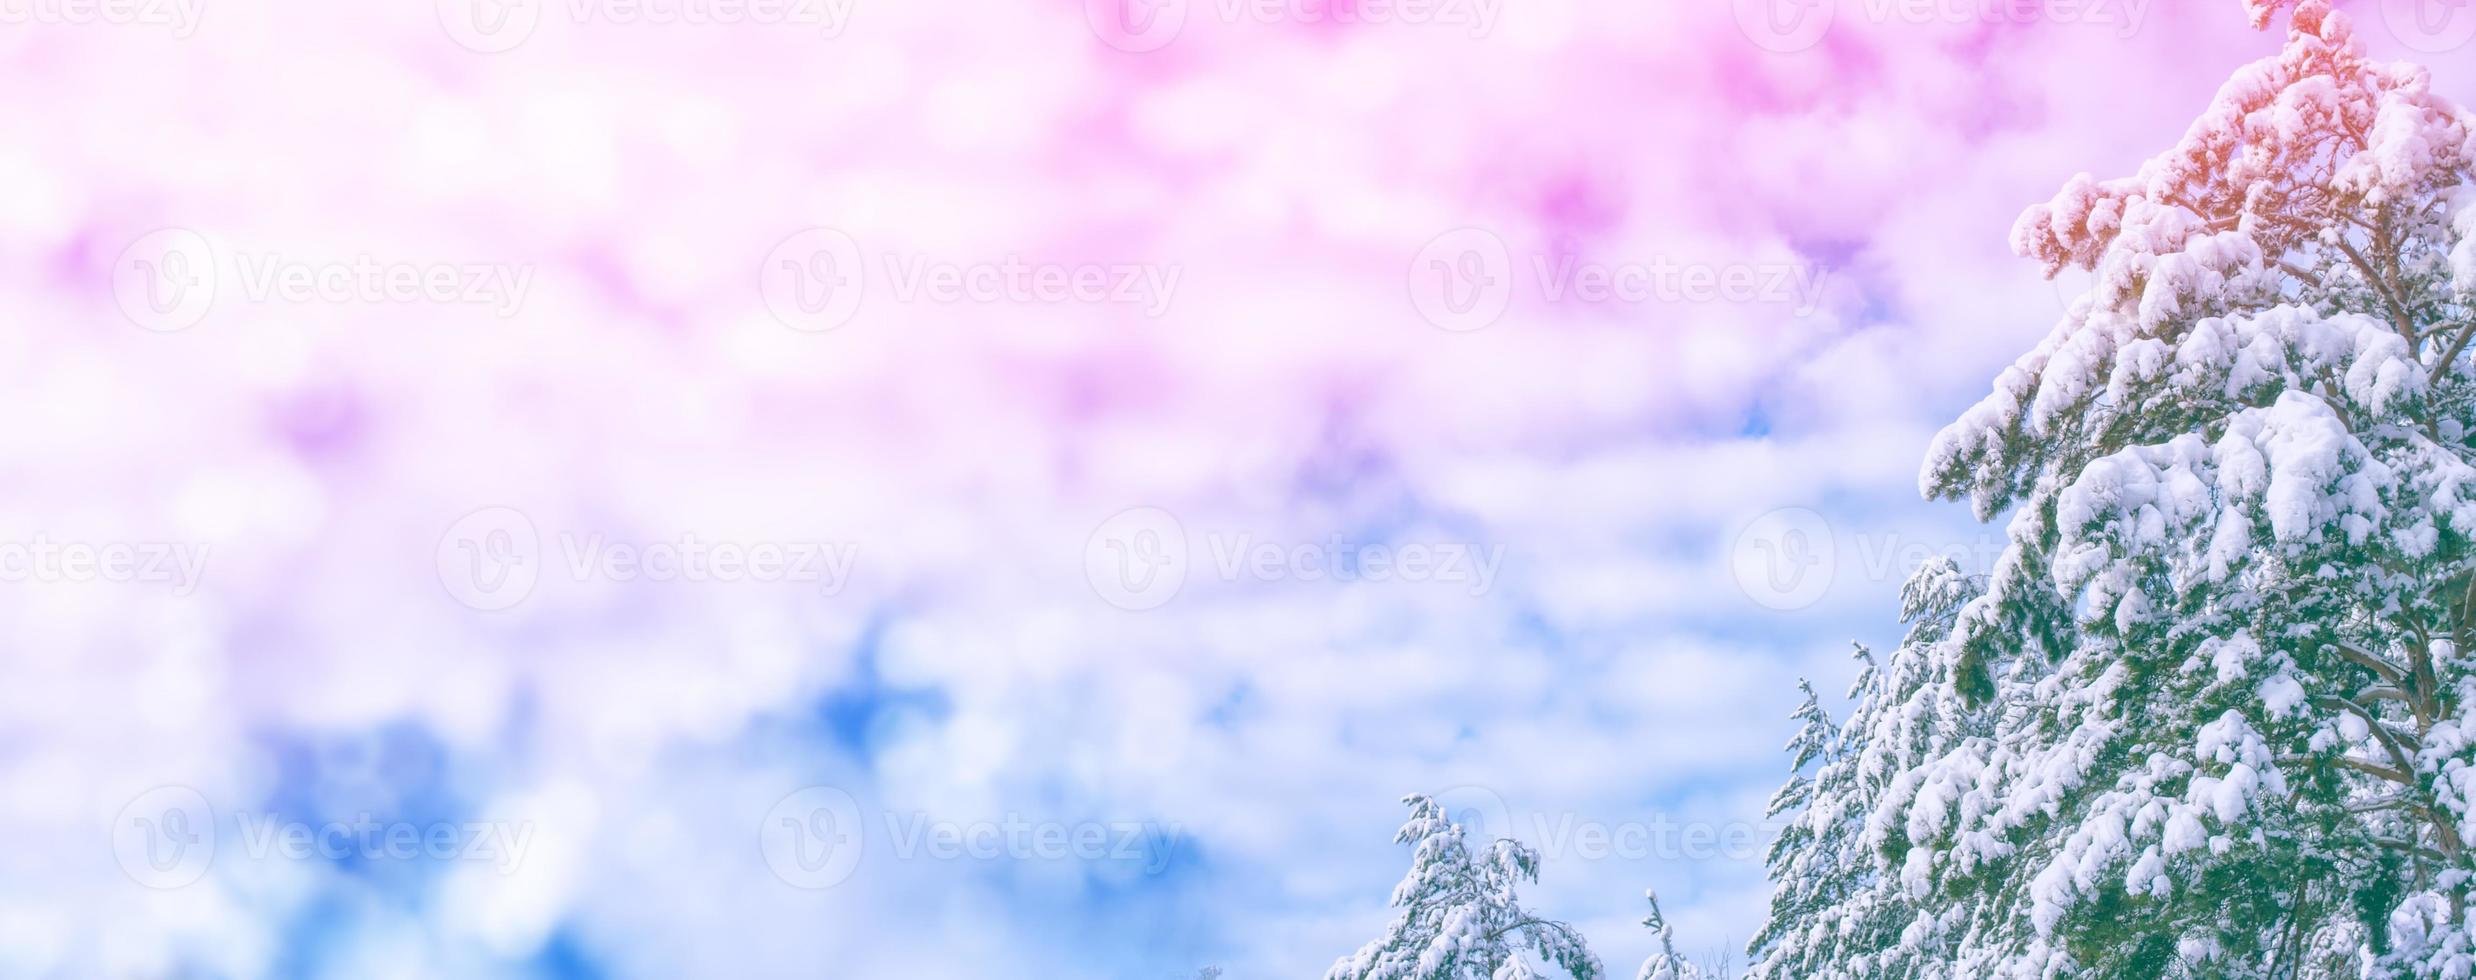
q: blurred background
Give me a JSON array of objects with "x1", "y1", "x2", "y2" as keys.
[{"x1": 5, "y1": 0, "x2": 2474, "y2": 975}]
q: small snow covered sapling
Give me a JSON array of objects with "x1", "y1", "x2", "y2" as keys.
[
  {"x1": 1636, "y1": 892, "x2": 1705, "y2": 980},
  {"x1": 1327, "y1": 794, "x2": 1605, "y2": 980}
]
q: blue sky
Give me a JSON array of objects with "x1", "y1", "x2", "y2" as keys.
[{"x1": 20, "y1": 0, "x2": 2476, "y2": 977}]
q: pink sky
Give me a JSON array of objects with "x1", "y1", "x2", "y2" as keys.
[{"x1": 6, "y1": 0, "x2": 2475, "y2": 975}]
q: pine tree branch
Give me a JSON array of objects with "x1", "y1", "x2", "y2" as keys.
[
  {"x1": 2273, "y1": 258, "x2": 2324, "y2": 287},
  {"x1": 2333, "y1": 236, "x2": 2420, "y2": 345},
  {"x1": 2311, "y1": 694, "x2": 2423, "y2": 772},
  {"x1": 2429, "y1": 318, "x2": 2476, "y2": 386},
  {"x1": 2330, "y1": 639, "x2": 2410, "y2": 685},
  {"x1": 2329, "y1": 756, "x2": 2416, "y2": 786},
  {"x1": 2369, "y1": 838, "x2": 2454, "y2": 863},
  {"x1": 2346, "y1": 795, "x2": 2419, "y2": 815}
]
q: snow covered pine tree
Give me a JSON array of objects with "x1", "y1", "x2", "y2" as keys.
[
  {"x1": 1329, "y1": 795, "x2": 1605, "y2": 980},
  {"x1": 1738, "y1": 0, "x2": 2476, "y2": 975},
  {"x1": 1743, "y1": 675, "x2": 1852, "y2": 976},
  {"x1": 1742, "y1": 562, "x2": 1986, "y2": 979},
  {"x1": 1637, "y1": 891, "x2": 1708, "y2": 980}
]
